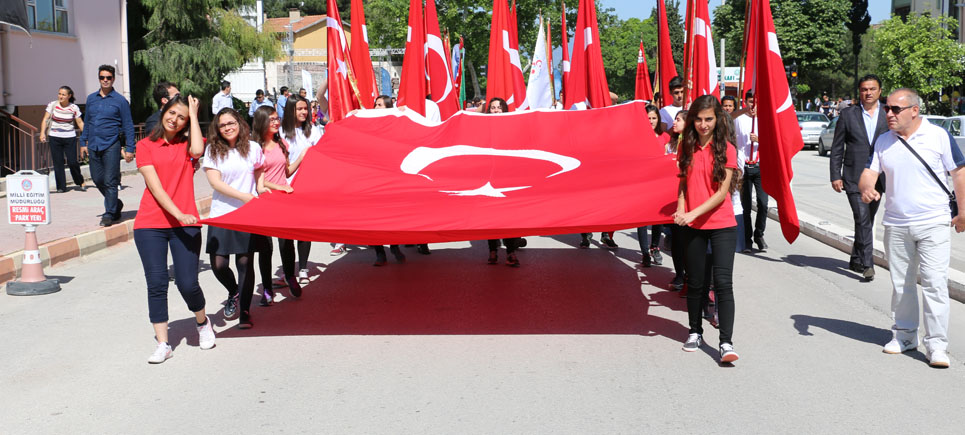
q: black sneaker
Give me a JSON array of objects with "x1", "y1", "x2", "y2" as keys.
[
  {"x1": 287, "y1": 277, "x2": 302, "y2": 298},
  {"x1": 506, "y1": 253, "x2": 520, "y2": 267},
  {"x1": 373, "y1": 252, "x2": 387, "y2": 267},
  {"x1": 259, "y1": 287, "x2": 274, "y2": 306},
  {"x1": 99, "y1": 215, "x2": 115, "y2": 226},
  {"x1": 223, "y1": 294, "x2": 240, "y2": 320},
  {"x1": 670, "y1": 275, "x2": 685, "y2": 291},
  {"x1": 238, "y1": 311, "x2": 253, "y2": 329},
  {"x1": 390, "y1": 246, "x2": 406, "y2": 263},
  {"x1": 649, "y1": 247, "x2": 663, "y2": 265},
  {"x1": 417, "y1": 244, "x2": 431, "y2": 255},
  {"x1": 640, "y1": 252, "x2": 652, "y2": 267},
  {"x1": 579, "y1": 233, "x2": 591, "y2": 249},
  {"x1": 682, "y1": 333, "x2": 702, "y2": 352},
  {"x1": 488, "y1": 250, "x2": 498, "y2": 264},
  {"x1": 754, "y1": 236, "x2": 768, "y2": 251},
  {"x1": 601, "y1": 234, "x2": 618, "y2": 249}
]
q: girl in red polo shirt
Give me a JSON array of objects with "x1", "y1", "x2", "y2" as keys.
[
  {"x1": 133, "y1": 94, "x2": 214, "y2": 364},
  {"x1": 674, "y1": 95, "x2": 741, "y2": 363}
]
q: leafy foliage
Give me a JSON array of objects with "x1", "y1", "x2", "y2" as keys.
[
  {"x1": 130, "y1": 0, "x2": 280, "y2": 119},
  {"x1": 872, "y1": 14, "x2": 965, "y2": 95},
  {"x1": 598, "y1": 17, "x2": 652, "y2": 100}
]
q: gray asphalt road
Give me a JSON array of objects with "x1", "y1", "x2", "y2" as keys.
[
  {"x1": 791, "y1": 148, "x2": 965, "y2": 271},
  {"x1": 2, "y1": 229, "x2": 965, "y2": 433}
]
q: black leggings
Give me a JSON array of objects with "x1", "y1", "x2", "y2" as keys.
[
  {"x1": 669, "y1": 224, "x2": 686, "y2": 277},
  {"x1": 278, "y1": 238, "x2": 310, "y2": 278},
  {"x1": 210, "y1": 253, "x2": 255, "y2": 312},
  {"x1": 636, "y1": 225, "x2": 664, "y2": 253},
  {"x1": 488, "y1": 238, "x2": 519, "y2": 254},
  {"x1": 681, "y1": 226, "x2": 737, "y2": 344}
]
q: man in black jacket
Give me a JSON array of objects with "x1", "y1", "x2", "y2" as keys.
[
  {"x1": 144, "y1": 81, "x2": 179, "y2": 132},
  {"x1": 830, "y1": 74, "x2": 888, "y2": 281}
]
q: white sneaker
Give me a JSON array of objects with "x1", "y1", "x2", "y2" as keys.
[
  {"x1": 682, "y1": 333, "x2": 702, "y2": 352},
  {"x1": 298, "y1": 268, "x2": 309, "y2": 283},
  {"x1": 719, "y1": 343, "x2": 740, "y2": 363},
  {"x1": 928, "y1": 350, "x2": 950, "y2": 368},
  {"x1": 148, "y1": 342, "x2": 173, "y2": 364},
  {"x1": 197, "y1": 317, "x2": 216, "y2": 350},
  {"x1": 883, "y1": 336, "x2": 918, "y2": 354},
  {"x1": 330, "y1": 244, "x2": 345, "y2": 256}
]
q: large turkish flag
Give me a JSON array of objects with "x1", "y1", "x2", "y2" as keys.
[{"x1": 203, "y1": 103, "x2": 678, "y2": 245}]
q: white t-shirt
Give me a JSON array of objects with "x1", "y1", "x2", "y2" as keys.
[
  {"x1": 659, "y1": 104, "x2": 682, "y2": 132},
  {"x1": 869, "y1": 122, "x2": 958, "y2": 227},
  {"x1": 46, "y1": 101, "x2": 82, "y2": 138},
  {"x1": 734, "y1": 114, "x2": 759, "y2": 163},
  {"x1": 424, "y1": 99, "x2": 441, "y2": 122},
  {"x1": 203, "y1": 141, "x2": 265, "y2": 218},
  {"x1": 284, "y1": 125, "x2": 322, "y2": 183},
  {"x1": 733, "y1": 146, "x2": 746, "y2": 215}
]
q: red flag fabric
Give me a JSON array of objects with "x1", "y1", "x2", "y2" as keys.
[
  {"x1": 425, "y1": 0, "x2": 459, "y2": 119},
  {"x1": 486, "y1": 0, "x2": 518, "y2": 110},
  {"x1": 656, "y1": 0, "x2": 677, "y2": 107},
  {"x1": 349, "y1": 0, "x2": 377, "y2": 109},
  {"x1": 683, "y1": 0, "x2": 719, "y2": 105},
  {"x1": 740, "y1": 0, "x2": 759, "y2": 104},
  {"x1": 753, "y1": 0, "x2": 803, "y2": 243},
  {"x1": 203, "y1": 103, "x2": 678, "y2": 245},
  {"x1": 635, "y1": 41, "x2": 654, "y2": 101},
  {"x1": 564, "y1": 0, "x2": 611, "y2": 109},
  {"x1": 560, "y1": 2, "x2": 570, "y2": 101},
  {"x1": 326, "y1": 0, "x2": 359, "y2": 122},
  {"x1": 507, "y1": 0, "x2": 529, "y2": 110},
  {"x1": 398, "y1": 0, "x2": 427, "y2": 116}
]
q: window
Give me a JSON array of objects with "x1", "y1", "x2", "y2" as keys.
[
  {"x1": 27, "y1": 0, "x2": 69, "y2": 34},
  {"x1": 951, "y1": 119, "x2": 962, "y2": 137}
]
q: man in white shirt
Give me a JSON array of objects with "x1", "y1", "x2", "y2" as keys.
[
  {"x1": 659, "y1": 76, "x2": 685, "y2": 131},
  {"x1": 211, "y1": 80, "x2": 233, "y2": 115},
  {"x1": 860, "y1": 88, "x2": 965, "y2": 368},
  {"x1": 424, "y1": 95, "x2": 442, "y2": 122},
  {"x1": 734, "y1": 90, "x2": 769, "y2": 252}
]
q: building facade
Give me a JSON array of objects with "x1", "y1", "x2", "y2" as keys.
[{"x1": 892, "y1": 0, "x2": 965, "y2": 43}]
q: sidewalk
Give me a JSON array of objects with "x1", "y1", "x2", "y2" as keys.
[{"x1": 0, "y1": 168, "x2": 212, "y2": 283}]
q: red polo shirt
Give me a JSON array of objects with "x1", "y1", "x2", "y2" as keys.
[
  {"x1": 679, "y1": 141, "x2": 738, "y2": 230},
  {"x1": 133, "y1": 136, "x2": 201, "y2": 229}
]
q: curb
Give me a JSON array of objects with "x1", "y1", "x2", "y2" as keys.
[
  {"x1": 763, "y1": 206, "x2": 965, "y2": 304},
  {"x1": 0, "y1": 196, "x2": 211, "y2": 285}
]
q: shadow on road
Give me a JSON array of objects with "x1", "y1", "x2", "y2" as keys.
[
  {"x1": 783, "y1": 254, "x2": 861, "y2": 280},
  {"x1": 170, "y1": 242, "x2": 690, "y2": 343}
]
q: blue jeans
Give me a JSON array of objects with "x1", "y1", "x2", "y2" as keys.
[
  {"x1": 134, "y1": 227, "x2": 205, "y2": 323},
  {"x1": 89, "y1": 141, "x2": 121, "y2": 219}
]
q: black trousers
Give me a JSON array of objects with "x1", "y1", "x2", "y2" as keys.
[
  {"x1": 846, "y1": 191, "x2": 880, "y2": 269},
  {"x1": 681, "y1": 226, "x2": 737, "y2": 344},
  {"x1": 636, "y1": 225, "x2": 663, "y2": 253},
  {"x1": 741, "y1": 165, "x2": 768, "y2": 245},
  {"x1": 488, "y1": 238, "x2": 520, "y2": 253},
  {"x1": 48, "y1": 136, "x2": 84, "y2": 191}
]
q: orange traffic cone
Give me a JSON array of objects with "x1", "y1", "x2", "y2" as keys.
[{"x1": 6, "y1": 225, "x2": 60, "y2": 295}]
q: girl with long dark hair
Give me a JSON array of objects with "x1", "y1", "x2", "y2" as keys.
[
  {"x1": 639, "y1": 104, "x2": 671, "y2": 267},
  {"x1": 674, "y1": 95, "x2": 741, "y2": 363},
  {"x1": 483, "y1": 97, "x2": 522, "y2": 267},
  {"x1": 253, "y1": 105, "x2": 307, "y2": 301},
  {"x1": 280, "y1": 95, "x2": 320, "y2": 280},
  {"x1": 134, "y1": 95, "x2": 214, "y2": 363},
  {"x1": 204, "y1": 108, "x2": 273, "y2": 328}
]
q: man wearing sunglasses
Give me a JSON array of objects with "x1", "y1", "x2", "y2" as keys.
[
  {"x1": 859, "y1": 88, "x2": 965, "y2": 369},
  {"x1": 830, "y1": 74, "x2": 889, "y2": 281},
  {"x1": 79, "y1": 64, "x2": 136, "y2": 226}
]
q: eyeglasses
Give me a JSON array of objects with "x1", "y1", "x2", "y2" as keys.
[
  {"x1": 882, "y1": 105, "x2": 916, "y2": 115},
  {"x1": 99, "y1": 75, "x2": 114, "y2": 81},
  {"x1": 268, "y1": 117, "x2": 281, "y2": 124},
  {"x1": 218, "y1": 121, "x2": 239, "y2": 130}
]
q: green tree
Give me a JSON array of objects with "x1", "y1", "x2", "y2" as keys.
[
  {"x1": 845, "y1": 0, "x2": 871, "y2": 97},
  {"x1": 130, "y1": 0, "x2": 280, "y2": 119},
  {"x1": 648, "y1": 0, "x2": 685, "y2": 74},
  {"x1": 264, "y1": 0, "x2": 326, "y2": 17},
  {"x1": 873, "y1": 14, "x2": 965, "y2": 95},
  {"x1": 599, "y1": 17, "x2": 653, "y2": 99}
]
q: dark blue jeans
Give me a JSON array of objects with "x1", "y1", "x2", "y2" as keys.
[
  {"x1": 89, "y1": 141, "x2": 121, "y2": 219},
  {"x1": 48, "y1": 136, "x2": 84, "y2": 191},
  {"x1": 134, "y1": 227, "x2": 205, "y2": 323}
]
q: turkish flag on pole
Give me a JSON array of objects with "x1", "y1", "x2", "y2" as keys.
[
  {"x1": 740, "y1": 0, "x2": 759, "y2": 104},
  {"x1": 635, "y1": 41, "x2": 654, "y2": 101},
  {"x1": 486, "y1": 0, "x2": 518, "y2": 110},
  {"x1": 684, "y1": 0, "x2": 719, "y2": 105},
  {"x1": 425, "y1": 0, "x2": 459, "y2": 119},
  {"x1": 203, "y1": 103, "x2": 678, "y2": 245},
  {"x1": 560, "y1": 2, "x2": 570, "y2": 101},
  {"x1": 752, "y1": 0, "x2": 803, "y2": 243},
  {"x1": 349, "y1": 0, "x2": 377, "y2": 109},
  {"x1": 656, "y1": 0, "x2": 678, "y2": 107},
  {"x1": 398, "y1": 0, "x2": 427, "y2": 116},
  {"x1": 508, "y1": 1, "x2": 530, "y2": 110},
  {"x1": 565, "y1": 0, "x2": 611, "y2": 110},
  {"x1": 326, "y1": 0, "x2": 359, "y2": 122}
]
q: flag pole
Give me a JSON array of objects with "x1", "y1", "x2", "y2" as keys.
[
  {"x1": 738, "y1": 0, "x2": 752, "y2": 107},
  {"x1": 681, "y1": 0, "x2": 697, "y2": 109}
]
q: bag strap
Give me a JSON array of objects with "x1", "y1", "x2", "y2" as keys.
[{"x1": 895, "y1": 135, "x2": 954, "y2": 199}]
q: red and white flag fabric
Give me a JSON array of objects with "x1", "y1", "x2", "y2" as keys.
[
  {"x1": 526, "y1": 14, "x2": 554, "y2": 109},
  {"x1": 564, "y1": 0, "x2": 611, "y2": 110},
  {"x1": 486, "y1": 0, "x2": 518, "y2": 110},
  {"x1": 635, "y1": 41, "x2": 654, "y2": 101},
  {"x1": 425, "y1": 0, "x2": 459, "y2": 119},
  {"x1": 752, "y1": 0, "x2": 803, "y2": 243},
  {"x1": 560, "y1": 2, "x2": 570, "y2": 101},
  {"x1": 325, "y1": 0, "x2": 359, "y2": 122},
  {"x1": 507, "y1": 0, "x2": 530, "y2": 110},
  {"x1": 203, "y1": 103, "x2": 678, "y2": 245},
  {"x1": 740, "y1": 0, "x2": 760, "y2": 104},
  {"x1": 656, "y1": 0, "x2": 678, "y2": 107},
  {"x1": 684, "y1": 0, "x2": 719, "y2": 105},
  {"x1": 349, "y1": 0, "x2": 377, "y2": 109},
  {"x1": 398, "y1": 0, "x2": 427, "y2": 116}
]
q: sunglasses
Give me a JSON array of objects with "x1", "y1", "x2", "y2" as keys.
[
  {"x1": 882, "y1": 105, "x2": 916, "y2": 115},
  {"x1": 99, "y1": 75, "x2": 114, "y2": 81}
]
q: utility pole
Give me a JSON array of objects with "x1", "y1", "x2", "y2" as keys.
[{"x1": 720, "y1": 0, "x2": 726, "y2": 96}]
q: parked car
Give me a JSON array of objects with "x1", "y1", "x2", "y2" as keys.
[
  {"x1": 817, "y1": 116, "x2": 838, "y2": 156},
  {"x1": 941, "y1": 115, "x2": 965, "y2": 149},
  {"x1": 797, "y1": 111, "x2": 830, "y2": 150},
  {"x1": 921, "y1": 115, "x2": 947, "y2": 126}
]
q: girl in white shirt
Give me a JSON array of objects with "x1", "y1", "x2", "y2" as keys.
[{"x1": 280, "y1": 95, "x2": 322, "y2": 279}]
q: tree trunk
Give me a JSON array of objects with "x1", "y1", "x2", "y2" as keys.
[{"x1": 467, "y1": 57, "x2": 481, "y2": 99}]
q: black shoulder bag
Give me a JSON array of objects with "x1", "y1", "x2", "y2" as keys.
[{"x1": 895, "y1": 136, "x2": 958, "y2": 218}]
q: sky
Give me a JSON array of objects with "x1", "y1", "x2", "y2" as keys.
[{"x1": 599, "y1": 0, "x2": 894, "y2": 24}]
